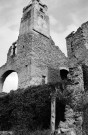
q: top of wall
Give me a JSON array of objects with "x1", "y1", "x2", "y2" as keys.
[{"x1": 66, "y1": 21, "x2": 88, "y2": 67}]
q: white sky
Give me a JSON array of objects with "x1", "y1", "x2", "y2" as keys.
[{"x1": 1, "y1": 0, "x2": 88, "y2": 92}]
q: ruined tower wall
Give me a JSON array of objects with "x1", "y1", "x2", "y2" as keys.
[
  {"x1": 17, "y1": 31, "x2": 67, "y2": 88},
  {"x1": 0, "y1": 32, "x2": 67, "y2": 91},
  {"x1": 66, "y1": 22, "x2": 88, "y2": 135},
  {"x1": 66, "y1": 22, "x2": 88, "y2": 67}
]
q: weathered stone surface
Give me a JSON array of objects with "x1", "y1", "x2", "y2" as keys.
[{"x1": 57, "y1": 105, "x2": 83, "y2": 135}]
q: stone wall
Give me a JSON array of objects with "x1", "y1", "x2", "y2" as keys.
[
  {"x1": 56, "y1": 65, "x2": 84, "y2": 135},
  {"x1": 0, "y1": 30, "x2": 68, "y2": 92},
  {"x1": 17, "y1": 31, "x2": 68, "y2": 87},
  {"x1": 66, "y1": 21, "x2": 88, "y2": 67},
  {"x1": 65, "y1": 21, "x2": 88, "y2": 135}
]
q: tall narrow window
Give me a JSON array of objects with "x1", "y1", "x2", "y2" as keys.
[{"x1": 42, "y1": 75, "x2": 46, "y2": 84}]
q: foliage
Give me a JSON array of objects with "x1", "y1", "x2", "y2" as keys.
[
  {"x1": 0, "y1": 84, "x2": 53, "y2": 134},
  {"x1": 14, "y1": 129, "x2": 50, "y2": 135}
]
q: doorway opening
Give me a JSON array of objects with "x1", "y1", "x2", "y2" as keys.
[{"x1": 55, "y1": 99, "x2": 65, "y2": 129}]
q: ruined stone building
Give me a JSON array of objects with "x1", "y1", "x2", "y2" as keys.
[
  {"x1": 0, "y1": 0, "x2": 68, "y2": 91},
  {"x1": 0, "y1": 0, "x2": 88, "y2": 135}
]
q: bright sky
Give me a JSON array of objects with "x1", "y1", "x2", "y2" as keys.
[{"x1": 1, "y1": 0, "x2": 88, "y2": 92}]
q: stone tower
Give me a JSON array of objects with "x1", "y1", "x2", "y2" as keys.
[
  {"x1": 20, "y1": 0, "x2": 50, "y2": 37},
  {"x1": 0, "y1": 0, "x2": 68, "y2": 92}
]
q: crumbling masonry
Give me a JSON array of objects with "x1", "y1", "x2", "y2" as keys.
[{"x1": 0, "y1": 0, "x2": 88, "y2": 135}]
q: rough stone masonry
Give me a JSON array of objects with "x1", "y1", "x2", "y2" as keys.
[{"x1": 1, "y1": 0, "x2": 88, "y2": 135}]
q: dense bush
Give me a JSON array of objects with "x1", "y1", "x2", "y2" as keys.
[
  {"x1": 0, "y1": 85, "x2": 53, "y2": 134},
  {"x1": 14, "y1": 129, "x2": 50, "y2": 135},
  {"x1": 0, "y1": 83, "x2": 66, "y2": 135}
]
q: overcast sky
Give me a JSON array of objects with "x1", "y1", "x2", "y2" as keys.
[{"x1": 1, "y1": 0, "x2": 88, "y2": 92}]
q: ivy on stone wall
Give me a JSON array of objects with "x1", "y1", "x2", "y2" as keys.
[
  {"x1": 0, "y1": 83, "x2": 69, "y2": 135},
  {"x1": 0, "y1": 85, "x2": 54, "y2": 133}
]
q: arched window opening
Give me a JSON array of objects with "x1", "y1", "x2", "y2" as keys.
[
  {"x1": 60, "y1": 69, "x2": 69, "y2": 80},
  {"x1": 3, "y1": 72, "x2": 18, "y2": 93}
]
